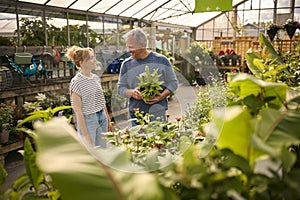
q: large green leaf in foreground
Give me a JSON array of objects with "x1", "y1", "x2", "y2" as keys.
[
  {"x1": 34, "y1": 118, "x2": 121, "y2": 200},
  {"x1": 34, "y1": 118, "x2": 178, "y2": 200}
]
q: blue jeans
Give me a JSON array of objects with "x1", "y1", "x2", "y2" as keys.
[{"x1": 77, "y1": 110, "x2": 108, "y2": 147}]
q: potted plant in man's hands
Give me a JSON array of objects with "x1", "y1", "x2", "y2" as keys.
[{"x1": 137, "y1": 66, "x2": 164, "y2": 101}]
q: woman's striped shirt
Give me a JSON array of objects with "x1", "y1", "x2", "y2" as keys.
[{"x1": 69, "y1": 72, "x2": 105, "y2": 115}]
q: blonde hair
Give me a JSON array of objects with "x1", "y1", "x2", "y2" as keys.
[{"x1": 66, "y1": 46, "x2": 94, "y2": 68}]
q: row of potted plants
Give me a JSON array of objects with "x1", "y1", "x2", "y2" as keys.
[{"x1": 185, "y1": 42, "x2": 242, "y2": 67}]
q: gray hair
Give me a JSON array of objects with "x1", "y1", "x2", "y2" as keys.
[{"x1": 123, "y1": 28, "x2": 147, "y2": 48}]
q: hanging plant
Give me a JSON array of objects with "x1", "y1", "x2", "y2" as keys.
[
  {"x1": 266, "y1": 24, "x2": 283, "y2": 42},
  {"x1": 284, "y1": 19, "x2": 300, "y2": 40}
]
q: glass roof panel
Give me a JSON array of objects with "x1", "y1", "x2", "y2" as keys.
[
  {"x1": 69, "y1": 0, "x2": 102, "y2": 11},
  {"x1": 19, "y1": 0, "x2": 48, "y2": 4},
  {"x1": 16, "y1": 0, "x2": 249, "y2": 28},
  {"x1": 105, "y1": 0, "x2": 140, "y2": 15},
  {"x1": 46, "y1": 0, "x2": 76, "y2": 8},
  {"x1": 119, "y1": 0, "x2": 158, "y2": 18},
  {"x1": 144, "y1": 0, "x2": 193, "y2": 22},
  {"x1": 89, "y1": 0, "x2": 123, "y2": 13},
  {"x1": 132, "y1": 0, "x2": 171, "y2": 19}
]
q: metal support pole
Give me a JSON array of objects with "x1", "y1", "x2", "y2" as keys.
[
  {"x1": 150, "y1": 22, "x2": 156, "y2": 51},
  {"x1": 67, "y1": 12, "x2": 70, "y2": 47},
  {"x1": 86, "y1": 14, "x2": 89, "y2": 47},
  {"x1": 43, "y1": 9, "x2": 48, "y2": 46},
  {"x1": 15, "y1": 4, "x2": 20, "y2": 46}
]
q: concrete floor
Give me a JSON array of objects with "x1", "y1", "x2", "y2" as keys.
[{"x1": 2, "y1": 151, "x2": 26, "y2": 192}]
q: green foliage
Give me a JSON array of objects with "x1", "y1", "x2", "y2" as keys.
[
  {"x1": 185, "y1": 42, "x2": 214, "y2": 66},
  {"x1": 184, "y1": 75, "x2": 226, "y2": 131},
  {"x1": 22, "y1": 92, "x2": 72, "y2": 120},
  {"x1": 0, "y1": 164, "x2": 7, "y2": 194},
  {"x1": 246, "y1": 33, "x2": 287, "y2": 82},
  {"x1": 17, "y1": 105, "x2": 72, "y2": 127},
  {"x1": 4, "y1": 138, "x2": 60, "y2": 199},
  {"x1": 161, "y1": 146, "x2": 300, "y2": 200},
  {"x1": 17, "y1": 17, "x2": 103, "y2": 47},
  {"x1": 105, "y1": 110, "x2": 194, "y2": 170},
  {"x1": 32, "y1": 118, "x2": 178, "y2": 200},
  {"x1": 137, "y1": 66, "x2": 164, "y2": 101},
  {"x1": 227, "y1": 73, "x2": 288, "y2": 115},
  {"x1": 0, "y1": 103, "x2": 15, "y2": 131},
  {"x1": 18, "y1": 17, "x2": 47, "y2": 46},
  {"x1": 0, "y1": 36, "x2": 15, "y2": 46},
  {"x1": 279, "y1": 42, "x2": 300, "y2": 87}
]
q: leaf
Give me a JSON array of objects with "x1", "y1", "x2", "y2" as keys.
[
  {"x1": 51, "y1": 105, "x2": 72, "y2": 115},
  {"x1": 255, "y1": 109, "x2": 300, "y2": 147},
  {"x1": 259, "y1": 33, "x2": 282, "y2": 64},
  {"x1": 280, "y1": 145, "x2": 297, "y2": 173},
  {"x1": 221, "y1": 149, "x2": 251, "y2": 174},
  {"x1": 0, "y1": 164, "x2": 7, "y2": 191},
  {"x1": 34, "y1": 118, "x2": 121, "y2": 200},
  {"x1": 229, "y1": 73, "x2": 287, "y2": 109},
  {"x1": 17, "y1": 113, "x2": 48, "y2": 126},
  {"x1": 33, "y1": 118, "x2": 178, "y2": 200},
  {"x1": 23, "y1": 137, "x2": 45, "y2": 194},
  {"x1": 245, "y1": 50, "x2": 263, "y2": 77},
  {"x1": 213, "y1": 106, "x2": 253, "y2": 163}
]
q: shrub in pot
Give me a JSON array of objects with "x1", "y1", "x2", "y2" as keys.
[{"x1": 0, "y1": 103, "x2": 15, "y2": 144}]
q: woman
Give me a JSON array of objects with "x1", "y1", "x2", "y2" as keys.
[{"x1": 67, "y1": 46, "x2": 111, "y2": 147}]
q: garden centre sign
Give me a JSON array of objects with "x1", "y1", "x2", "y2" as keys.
[{"x1": 194, "y1": 0, "x2": 232, "y2": 12}]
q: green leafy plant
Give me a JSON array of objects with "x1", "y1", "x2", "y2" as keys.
[
  {"x1": 137, "y1": 66, "x2": 164, "y2": 101},
  {"x1": 185, "y1": 42, "x2": 214, "y2": 66},
  {"x1": 279, "y1": 42, "x2": 300, "y2": 87},
  {"x1": 246, "y1": 33, "x2": 287, "y2": 82},
  {"x1": 105, "y1": 109, "x2": 195, "y2": 169},
  {"x1": 1, "y1": 118, "x2": 178, "y2": 200},
  {"x1": 2, "y1": 138, "x2": 60, "y2": 199},
  {"x1": 17, "y1": 105, "x2": 72, "y2": 127},
  {"x1": 0, "y1": 103, "x2": 15, "y2": 132},
  {"x1": 185, "y1": 75, "x2": 226, "y2": 131}
]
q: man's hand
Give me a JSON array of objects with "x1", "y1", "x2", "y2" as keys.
[
  {"x1": 145, "y1": 89, "x2": 172, "y2": 104},
  {"x1": 131, "y1": 88, "x2": 143, "y2": 100},
  {"x1": 144, "y1": 93, "x2": 164, "y2": 104}
]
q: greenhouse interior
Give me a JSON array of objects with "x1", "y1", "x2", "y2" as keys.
[{"x1": 0, "y1": 0, "x2": 300, "y2": 199}]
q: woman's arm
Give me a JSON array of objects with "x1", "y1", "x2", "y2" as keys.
[
  {"x1": 104, "y1": 104, "x2": 112, "y2": 132},
  {"x1": 72, "y1": 92, "x2": 93, "y2": 145}
]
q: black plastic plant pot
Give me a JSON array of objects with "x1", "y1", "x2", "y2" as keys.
[
  {"x1": 284, "y1": 24, "x2": 297, "y2": 40},
  {"x1": 267, "y1": 27, "x2": 280, "y2": 42}
]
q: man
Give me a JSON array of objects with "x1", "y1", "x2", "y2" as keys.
[{"x1": 117, "y1": 28, "x2": 178, "y2": 125}]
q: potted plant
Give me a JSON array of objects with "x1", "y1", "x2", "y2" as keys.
[
  {"x1": 266, "y1": 24, "x2": 283, "y2": 41},
  {"x1": 284, "y1": 19, "x2": 300, "y2": 40},
  {"x1": 185, "y1": 42, "x2": 213, "y2": 66},
  {"x1": 171, "y1": 30, "x2": 184, "y2": 41},
  {"x1": 137, "y1": 65, "x2": 164, "y2": 101},
  {"x1": 0, "y1": 103, "x2": 15, "y2": 144}
]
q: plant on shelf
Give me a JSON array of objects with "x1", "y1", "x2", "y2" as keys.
[
  {"x1": 137, "y1": 65, "x2": 164, "y2": 101},
  {"x1": 185, "y1": 42, "x2": 214, "y2": 66},
  {"x1": 0, "y1": 103, "x2": 15, "y2": 144},
  {"x1": 171, "y1": 30, "x2": 184, "y2": 41},
  {"x1": 217, "y1": 49, "x2": 241, "y2": 66}
]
